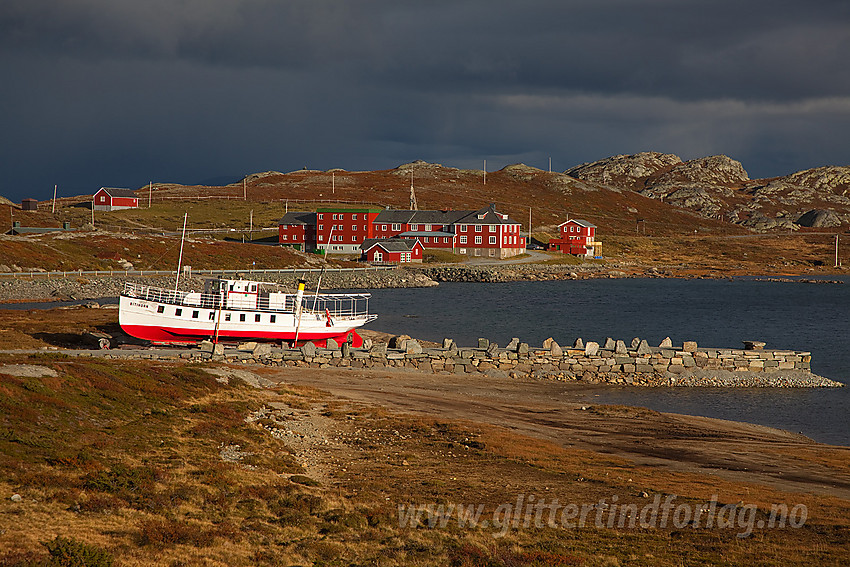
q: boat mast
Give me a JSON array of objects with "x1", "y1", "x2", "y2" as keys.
[{"x1": 174, "y1": 213, "x2": 188, "y2": 291}]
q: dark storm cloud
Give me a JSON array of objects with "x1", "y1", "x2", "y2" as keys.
[{"x1": 1, "y1": 0, "x2": 849, "y2": 201}]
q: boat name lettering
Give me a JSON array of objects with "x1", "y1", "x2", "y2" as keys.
[{"x1": 129, "y1": 301, "x2": 149, "y2": 309}]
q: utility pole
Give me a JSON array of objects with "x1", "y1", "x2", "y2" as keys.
[
  {"x1": 549, "y1": 157, "x2": 552, "y2": 173},
  {"x1": 836, "y1": 234, "x2": 840, "y2": 267},
  {"x1": 149, "y1": 181, "x2": 152, "y2": 208},
  {"x1": 528, "y1": 207, "x2": 532, "y2": 245},
  {"x1": 332, "y1": 171, "x2": 335, "y2": 195},
  {"x1": 243, "y1": 178, "x2": 247, "y2": 200},
  {"x1": 52, "y1": 184, "x2": 57, "y2": 213},
  {"x1": 249, "y1": 209, "x2": 253, "y2": 240},
  {"x1": 483, "y1": 159, "x2": 486, "y2": 185}
]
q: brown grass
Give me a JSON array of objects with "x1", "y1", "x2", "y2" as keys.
[{"x1": 0, "y1": 357, "x2": 847, "y2": 565}]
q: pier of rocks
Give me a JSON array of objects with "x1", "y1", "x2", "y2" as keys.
[{"x1": 60, "y1": 334, "x2": 843, "y2": 388}]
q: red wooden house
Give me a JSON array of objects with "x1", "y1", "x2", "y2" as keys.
[
  {"x1": 93, "y1": 187, "x2": 139, "y2": 211},
  {"x1": 360, "y1": 238, "x2": 424, "y2": 264},
  {"x1": 278, "y1": 211, "x2": 317, "y2": 251},
  {"x1": 547, "y1": 219, "x2": 602, "y2": 257}
]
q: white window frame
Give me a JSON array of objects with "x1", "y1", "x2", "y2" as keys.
[
  {"x1": 475, "y1": 235, "x2": 482, "y2": 244},
  {"x1": 459, "y1": 235, "x2": 467, "y2": 244},
  {"x1": 475, "y1": 225, "x2": 482, "y2": 232},
  {"x1": 489, "y1": 235, "x2": 497, "y2": 244}
]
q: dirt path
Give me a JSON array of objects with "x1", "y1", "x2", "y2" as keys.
[{"x1": 258, "y1": 366, "x2": 850, "y2": 499}]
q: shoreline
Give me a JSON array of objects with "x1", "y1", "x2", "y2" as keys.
[{"x1": 0, "y1": 263, "x2": 845, "y2": 304}]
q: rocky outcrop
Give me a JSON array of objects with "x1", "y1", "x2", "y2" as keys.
[
  {"x1": 796, "y1": 209, "x2": 843, "y2": 228},
  {"x1": 568, "y1": 153, "x2": 850, "y2": 231},
  {"x1": 566, "y1": 152, "x2": 682, "y2": 190}
]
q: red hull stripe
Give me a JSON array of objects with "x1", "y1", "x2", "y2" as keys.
[{"x1": 120, "y1": 324, "x2": 361, "y2": 346}]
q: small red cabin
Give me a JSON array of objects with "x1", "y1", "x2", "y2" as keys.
[
  {"x1": 360, "y1": 238, "x2": 424, "y2": 264},
  {"x1": 93, "y1": 187, "x2": 139, "y2": 211}
]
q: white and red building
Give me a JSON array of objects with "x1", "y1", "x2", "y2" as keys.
[
  {"x1": 315, "y1": 208, "x2": 381, "y2": 254},
  {"x1": 360, "y1": 238, "x2": 424, "y2": 264},
  {"x1": 547, "y1": 219, "x2": 602, "y2": 257},
  {"x1": 93, "y1": 187, "x2": 139, "y2": 211}
]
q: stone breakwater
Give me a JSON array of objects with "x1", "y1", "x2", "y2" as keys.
[
  {"x1": 57, "y1": 335, "x2": 842, "y2": 388},
  {"x1": 0, "y1": 270, "x2": 438, "y2": 303}
]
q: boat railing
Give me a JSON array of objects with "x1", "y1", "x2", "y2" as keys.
[{"x1": 122, "y1": 282, "x2": 373, "y2": 319}]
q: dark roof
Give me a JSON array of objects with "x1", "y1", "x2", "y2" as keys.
[
  {"x1": 361, "y1": 238, "x2": 422, "y2": 252},
  {"x1": 375, "y1": 206, "x2": 518, "y2": 226},
  {"x1": 279, "y1": 211, "x2": 317, "y2": 225},
  {"x1": 373, "y1": 210, "x2": 418, "y2": 224},
  {"x1": 455, "y1": 204, "x2": 522, "y2": 225},
  {"x1": 559, "y1": 219, "x2": 596, "y2": 228},
  {"x1": 98, "y1": 187, "x2": 138, "y2": 198}
]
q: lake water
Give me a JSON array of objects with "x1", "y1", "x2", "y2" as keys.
[
  {"x1": 364, "y1": 278, "x2": 850, "y2": 446},
  {"x1": 5, "y1": 278, "x2": 848, "y2": 445}
]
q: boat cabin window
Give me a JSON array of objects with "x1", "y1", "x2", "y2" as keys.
[
  {"x1": 225, "y1": 314, "x2": 231, "y2": 321},
  {"x1": 208, "y1": 312, "x2": 215, "y2": 320},
  {"x1": 192, "y1": 311, "x2": 199, "y2": 319},
  {"x1": 175, "y1": 308, "x2": 182, "y2": 316},
  {"x1": 157, "y1": 305, "x2": 164, "y2": 313},
  {"x1": 270, "y1": 315, "x2": 276, "y2": 323},
  {"x1": 255, "y1": 314, "x2": 261, "y2": 322},
  {"x1": 251, "y1": 285, "x2": 257, "y2": 292},
  {"x1": 239, "y1": 314, "x2": 246, "y2": 322}
]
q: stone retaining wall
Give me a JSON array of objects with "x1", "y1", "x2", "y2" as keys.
[{"x1": 67, "y1": 335, "x2": 843, "y2": 388}]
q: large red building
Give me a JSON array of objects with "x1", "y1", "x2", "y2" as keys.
[
  {"x1": 315, "y1": 208, "x2": 381, "y2": 254},
  {"x1": 547, "y1": 219, "x2": 602, "y2": 257},
  {"x1": 279, "y1": 204, "x2": 525, "y2": 259}
]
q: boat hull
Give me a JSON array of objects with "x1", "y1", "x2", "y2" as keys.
[{"x1": 119, "y1": 294, "x2": 370, "y2": 347}]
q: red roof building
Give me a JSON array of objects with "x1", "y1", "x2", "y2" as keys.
[
  {"x1": 93, "y1": 187, "x2": 139, "y2": 211},
  {"x1": 547, "y1": 219, "x2": 602, "y2": 257},
  {"x1": 278, "y1": 203, "x2": 525, "y2": 259}
]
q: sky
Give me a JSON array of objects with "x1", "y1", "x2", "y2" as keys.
[{"x1": 2, "y1": 0, "x2": 849, "y2": 202}]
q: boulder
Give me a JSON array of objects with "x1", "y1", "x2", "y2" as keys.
[
  {"x1": 659, "y1": 337, "x2": 673, "y2": 348},
  {"x1": 573, "y1": 338, "x2": 584, "y2": 349},
  {"x1": 615, "y1": 340, "x2": 627, "y2": 354},
  {"x1": 796, "y1": 209, "x2": 842, "y2": 228},
  {"x1": 682, "y1": 341, "x2": 697, "y2": 352},
  {"x1": 585, "y1": 341, "x2": 599, "y2": 356},
  {"x1": 550, "y1": 341, "x2": 563, "y2": 357},
  {"x1": 604, "y1": 338, "x2": 616, "y2": 350},
  {"x1": 301, "y1": 341, "x2": 317, "y2": 358},
  {"x1": 389, "y1": 334, "x2": 411, "y2": 349}
]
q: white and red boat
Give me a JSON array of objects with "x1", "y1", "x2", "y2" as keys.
[{"x1": 119, "y1": 278, "x2": 376, "y2": 347}]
